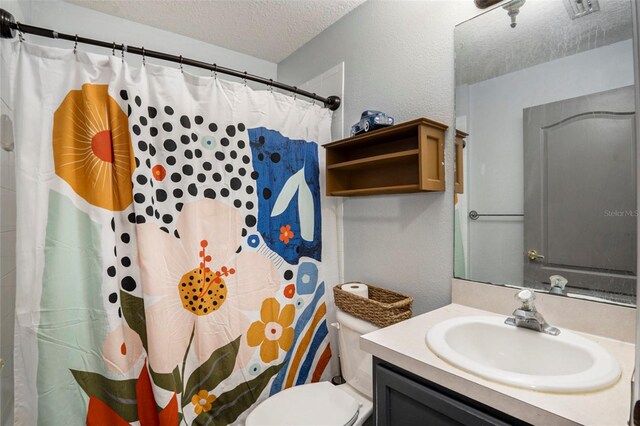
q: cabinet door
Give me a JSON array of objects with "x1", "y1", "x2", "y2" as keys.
[
  {"x1": 454, "y1": 133, "x2": 465, "y2": 194},
  {"x1": 375, "y1": 364, "x2": 512, "y2": 426}
]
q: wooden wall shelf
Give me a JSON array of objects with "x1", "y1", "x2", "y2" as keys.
[{"x1": 324, "y1": 118, "x2": 448, "y2": 196}]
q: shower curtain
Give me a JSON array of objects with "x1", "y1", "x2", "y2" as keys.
[{"x1": 4, "y1": 40, "x2": 338, "y2": 426}]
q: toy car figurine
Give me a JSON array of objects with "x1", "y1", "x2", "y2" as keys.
[{"x1": 350, "y1": 110, "x2": 394, "y2": 136}]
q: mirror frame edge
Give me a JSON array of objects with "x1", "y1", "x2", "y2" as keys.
[{"x1": 632, "y1": 0, "x2": 640, "y2": 421}]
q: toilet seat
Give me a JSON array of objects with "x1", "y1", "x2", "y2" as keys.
[{"x1": 245, "y1": 381, "x2": 360, "y2": 426}]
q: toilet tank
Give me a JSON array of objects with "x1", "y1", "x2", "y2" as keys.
[{"x1": 335, "y1": 309, "x2": 379, "y2": 399}]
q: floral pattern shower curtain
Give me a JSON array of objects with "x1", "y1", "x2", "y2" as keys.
[{"x1": 4, "y1": 40, "x2": 339, "y2": 425}]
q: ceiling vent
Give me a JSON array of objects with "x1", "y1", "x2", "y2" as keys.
[{"x1": 564, "y1": 0, "x2": 600, "y2": 19}]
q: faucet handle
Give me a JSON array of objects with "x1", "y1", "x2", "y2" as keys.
[
  {"x1": 550, "y1": 275, "x2": 568, "y2": 290},
  {"x1": 515, "y1": 289, "x2": 536, "y2": 311}
]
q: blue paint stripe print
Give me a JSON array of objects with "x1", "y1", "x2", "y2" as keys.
[
  {"x1": 270, "y1": 281, "x2": 326, "y2": 395},
  {"x1": 295, "y1": 320, "x2": 328, "y2": 386}
]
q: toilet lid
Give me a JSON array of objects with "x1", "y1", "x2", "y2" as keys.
[{"x1": 246, "y1": 381, "x2": 360, "y2": 426}]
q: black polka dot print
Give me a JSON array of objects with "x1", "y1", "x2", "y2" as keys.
[
  {"x1": 245, "y1": 215, "x2": 257, "y2": 227},
  {"x1": 121, "y1": 276, "x2": 137, "y2": 292},
  {"x1": 156, "y1": 189, "x2": 167, "y2": 202},
  {"x1": 122, "y1": 91, "x2": 262, "y2": 277},
  {"x1": 164, "y1": 139, "x2": 177, "y2": 152},
  {"x1": 230, "y1": 177, "x2": 242, "y2": 190}
]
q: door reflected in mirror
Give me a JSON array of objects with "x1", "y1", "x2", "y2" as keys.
[{"x1": 454, "y1": 0, "x2": 637, "y2": 305}]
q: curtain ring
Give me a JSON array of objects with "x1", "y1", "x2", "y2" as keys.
[
  {"x1": 212, "y1": 63, "x2": 217, "y2": 79},
  {"x1": 243, "y1": 71, "x2": 247, "y2": 87},
  {"x1": 268, "y1": 79, "x2": 273, "y2": 93},
  {"x1": 293, "y1": 87, "x2": 298, "y2": 101},
  {"x1": 121, "y1": 44, "x2": 126, "y2": 63},
  {"x1": 141, "y1": 47, "x2": 145, "y2": 66},
  {"x1": 16, "y1": 23, "x2": 24, "y2": 42},
  {"x1": 112, "y1": 42, "x2": 116, "y2": 56},
  {"x1": 312, "y1": 93, "x2": 317, "y2": 106},
  {"x1": 73, "y1": 34, "x2": 78, "y2": 54},
  {"x1": 179, "y1": 55, "x2": 183, "y2": 73}
]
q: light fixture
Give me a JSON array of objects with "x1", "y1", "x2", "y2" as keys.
[
  {"x1": 563, "y1": 0, "x2": 600, "y2": 19},
  {"x1": 503, "y1": 0, "x2": 526, "y2": 28}
]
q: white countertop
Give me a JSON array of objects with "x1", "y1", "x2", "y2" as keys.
[{"x1": 360, "y1": 303, "x2": 635, "y2": 426}]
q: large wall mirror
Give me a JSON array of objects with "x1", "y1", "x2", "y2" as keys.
[{"x1": 454, "y1": 0, "x2": 637, "y2": 305}]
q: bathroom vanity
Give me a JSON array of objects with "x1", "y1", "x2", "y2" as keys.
[
  {"x1": 373, "y1": 358, "x2": 526, "y2": 425},
  {"x1": 361, "y1": 281, "x2": 635, "y2": 425}
]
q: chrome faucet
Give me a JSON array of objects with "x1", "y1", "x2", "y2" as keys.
[
  {"x1": 504, "y1": 289, "x2": 560, "y2": 336},
  {"x1": 549, "y1": 275, "x2": 568, "y2": 296}
]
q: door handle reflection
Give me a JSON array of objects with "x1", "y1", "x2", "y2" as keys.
[{"x1": 527, "y1": 249, "x2": 545, "y2": 261}]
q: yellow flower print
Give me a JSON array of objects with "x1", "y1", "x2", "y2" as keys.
[
  {"x1": 191, "y1": 389, "x2": 216, "y2": 415},
  {"x1": 247, "y1": 298, "x2": 295, "y2": 363}
]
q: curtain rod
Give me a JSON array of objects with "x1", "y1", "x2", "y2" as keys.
[{"x1": 0, "y1": 8, "x2": 342, "y2": 111}]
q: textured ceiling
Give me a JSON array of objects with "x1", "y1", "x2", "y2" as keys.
[
  {"x1": 64, "y1": 0, "x2": 366, "y2": 63},
  {"x1": 455, "y1": 0, "x2": 633, "y2": 85}
]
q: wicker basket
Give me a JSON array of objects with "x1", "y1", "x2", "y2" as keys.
[{"x1": 333, "y1": 282, "x2": 413, "y2": 328}]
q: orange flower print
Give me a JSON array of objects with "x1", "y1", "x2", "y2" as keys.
[
  {"x1": 283, "y1": 284, "x2": 295, "y2": 299},
  {"x1": 53, "y1": 84, "x2": 135, "y2": 211},
  {"x1": 151, "y1": 164, "x2": 166, "y2": 181},
  {"x1": 191, "y1": 390, "x2": 216, "y2": 415},
  {"x1": 279, "y1": 225, "x2": 294, "y2": 244},
  {"x1": 247, "y1": 298, "x2": 295, "y2": 363}
]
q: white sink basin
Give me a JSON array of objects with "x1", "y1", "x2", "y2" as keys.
[{"x1": 426, "y1": 316, "x2": 621, "y2": 393}]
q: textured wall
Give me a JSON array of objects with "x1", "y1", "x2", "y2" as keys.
[
  {"x1": 278, "y1": 0, "x2": 479, "y2": 315},
  {"x1": 19, "y1": 0, "x2": 278, "y2": 81}
]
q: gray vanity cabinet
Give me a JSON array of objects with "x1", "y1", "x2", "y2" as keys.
[{"x1": 373, "y1": 358, "x2": 530, "y2": 426}]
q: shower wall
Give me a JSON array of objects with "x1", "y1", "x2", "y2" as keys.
[
  {"x1": 0, "y1": 3, "x2": 24, "y2": 426},
  {"x1": 0, "y1": 0, "x2": 26, "y2": 426}
]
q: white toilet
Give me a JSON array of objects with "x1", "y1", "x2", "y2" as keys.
[{"x1": 246, "y1": 309, "x2": 379, "y2": 426}]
